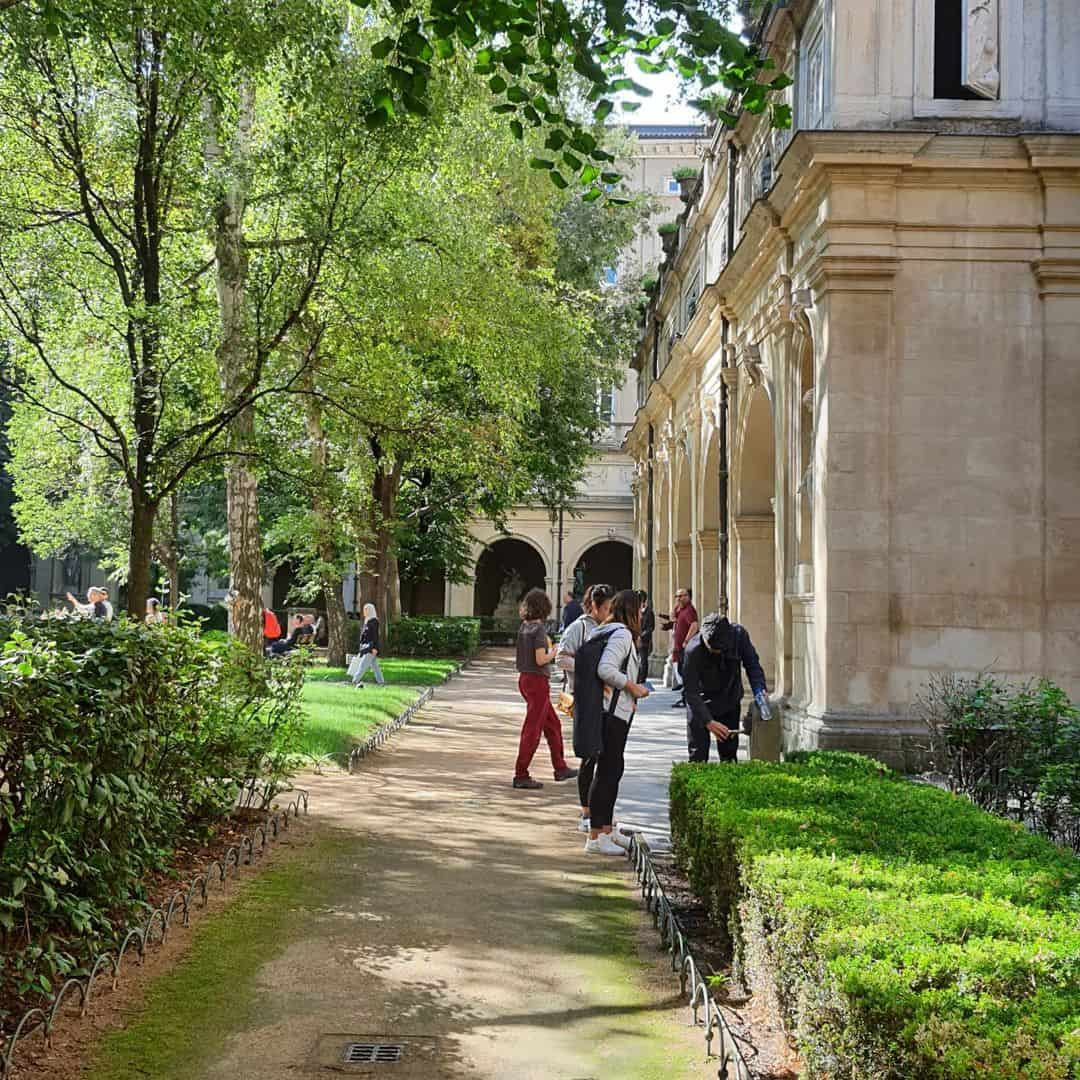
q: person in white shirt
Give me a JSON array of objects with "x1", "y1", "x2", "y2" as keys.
[
  {"x1": 555, "y1": 583, "x2": 614, "y2": 832},
  {"x1": 584, "y1": 589, "x2": 651, "y2": 856}
]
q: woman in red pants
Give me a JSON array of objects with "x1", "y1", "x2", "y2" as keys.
[{"x1": 513, "y1": 588, "x2": 579, "y2": 790}]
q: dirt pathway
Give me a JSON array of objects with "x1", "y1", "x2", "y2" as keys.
[{"x1": 88, "y1": 652, "x2": 708, "y2": 1080}]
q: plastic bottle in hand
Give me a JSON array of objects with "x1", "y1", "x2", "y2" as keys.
[{"x1": 754, "y1": 689, "x2": 772, "y2": 721}]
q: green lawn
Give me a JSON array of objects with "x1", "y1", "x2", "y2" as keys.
[{"x1": 297, "y1": 658, "x2": 457, "y2": 760}]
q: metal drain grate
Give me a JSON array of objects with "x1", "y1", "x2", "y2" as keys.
[{"x1": 342, "y1": 1042, "x2": 404, "y2": 1064}]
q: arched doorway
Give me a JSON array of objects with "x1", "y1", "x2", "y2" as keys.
[
  {"x1": 473, "y1": 538, "x2": 547, "y2": 618},
  {"x1": 572, "y1": 539, "x2": 633, "y2": 595},
  {"x1": 734, "y1": 389, "x2": 777, "y2": 690}
]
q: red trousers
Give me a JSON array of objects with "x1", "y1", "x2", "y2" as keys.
[{"x1": 515, "y1": 672, "x2": 569, "y2": 779}]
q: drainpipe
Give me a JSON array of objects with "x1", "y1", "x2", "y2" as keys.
[
  {"x1": 719, "y1": 317, "x2": 731, "y2": 614},
  {"x1": 556, "y1": 505, "x2": 564, "y2": 601}
]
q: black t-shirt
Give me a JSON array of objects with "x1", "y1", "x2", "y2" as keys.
[
  {"x1": 92, "y1": 600, "x2": 108, "y2": 620},
  {"x1": 516, "y1": 620, "x2": 550, "y2": 675}
]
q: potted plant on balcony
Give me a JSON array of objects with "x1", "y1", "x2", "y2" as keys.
[
  {"x1": 642, "y1": 273, "x2": 659, "y2": 299},
  {"x1": 658, "y1": 221, "x2": 680, "y2": 258},
  {"x1": 673, "y1": 165, "x2": 701, "y2": 203}
]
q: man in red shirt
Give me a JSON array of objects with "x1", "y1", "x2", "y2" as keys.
[{"x1": 662, "y1": 587, "x2": 699, "y2": 707}]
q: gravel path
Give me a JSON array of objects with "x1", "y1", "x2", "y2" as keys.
[{"x1": 90, "y1": 650, "x2": 710, "y2": 1080}]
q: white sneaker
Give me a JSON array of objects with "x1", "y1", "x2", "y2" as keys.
[
  {"x1": 584, "y1": 834, "x2": 625, "y2": 856},
  {"x1": 605, "y1": 829, "x2": 632, "y2": 850},
  {"x1": 577, "y1": 815, "x2": 590, "y2": 833}
]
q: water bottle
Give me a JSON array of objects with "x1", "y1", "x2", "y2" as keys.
[{"x1": 754, "y1": 689, "x2": 771, "y2": 722}]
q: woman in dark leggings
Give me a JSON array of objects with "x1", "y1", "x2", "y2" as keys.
[
  {"x1": 554, "y1": 583, "x2": 614, "y2": 832},
  {"x1": 584, "y1": 589, "x2": 650, "y2": 856}
]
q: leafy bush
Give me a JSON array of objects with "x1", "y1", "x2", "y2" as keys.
[
  {"x1": 385, "y1": 616, "x2": 479, "y2": 656},
  {"x1": 178, "y1": 602, "x2": 229, "y2": 631},
  {"x1": 919, "y1": 674, "x2": 1080, "y2": 850},
  {"x1": 0, "y1": 616, "x2": 304, "y2": 1010},
  {"x1": 670, "y1": 753, "x2": 1080, "y2": 1080},
  {"x1": 672, "y1": 164, "x2": 700, "y2": 180},
  {"x1": 657, "y1": 220, "x2": 680, "y2": 235}
]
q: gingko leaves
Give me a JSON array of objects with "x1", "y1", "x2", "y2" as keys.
[{"x1": 353, "y1": 0, "x2": 792, "y2": 201}]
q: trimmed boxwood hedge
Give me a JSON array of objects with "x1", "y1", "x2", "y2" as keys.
[
  {"x1": 670, "y1": 752, "x2": 1080, "y2": 1080},
  {"x1": 384, "y1": 616, "x2": 479, "y2": 657}
]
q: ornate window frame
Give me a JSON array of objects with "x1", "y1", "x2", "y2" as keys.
[{"x1": 913, "y1": 0, "x2": 1022, "y2": 118}]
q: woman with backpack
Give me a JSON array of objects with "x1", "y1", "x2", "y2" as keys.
[
  {"x1": 513, "y1": 588, "x2": 579, "y2": 790},
  {"x1": 554, "y1": 583, "x2": 614, "y2": 833},
  {"x1": 580, "y1": 588, "x2": 650, "y2": 855}
]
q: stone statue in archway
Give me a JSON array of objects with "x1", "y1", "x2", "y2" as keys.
[{"x1": 494, "y1": 570, "x2": 526, "y2": 620}]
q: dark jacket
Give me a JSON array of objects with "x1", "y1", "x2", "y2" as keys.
[
  {"x1": 560, "y1": 599, "x2": 583, "y2": 630},
  {"x1": 639, "y1": 606, "x2": 655, "y2": 649},
  {"x1": 358, "y1": 616, "x2": 380, "y2": 654},
  {"x1": 682, "y1": 624, "x2": 766, "y2": 726}
]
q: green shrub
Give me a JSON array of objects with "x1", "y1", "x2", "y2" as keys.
[
  {"x1": 670, "y1": 753, "x2": 1080, "y2": 1080},
  {"x1": 385, "y1": 616, "x2": 479, "y2": 656},
  {"x1": 0, "y1": 617, "x2": 304, "y2": 1010},
  {"x1": 178, "y1": 601, "x2": 229, "y2": 631},
  {"x1": 919, "y1": 674, "x2": 1080, "y2": 850},
  {"x1": 672, "y1": 164, "x2": 700, "y2": 180}
]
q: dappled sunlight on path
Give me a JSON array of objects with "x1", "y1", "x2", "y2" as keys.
[{"x1": 196, "y1": 651, "x2": 706, "y2": 1079}]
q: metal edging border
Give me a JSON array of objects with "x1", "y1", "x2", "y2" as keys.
[
  {"x1": 0, "y1": 789, "x2": 310, "y2": 1077},
  {"x1": 626, "y1": 834, "x2": 754, "y2": 1080}
]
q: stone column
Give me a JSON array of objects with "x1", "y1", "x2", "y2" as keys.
[
  {"x1": 695, "y1": 529, "x2": 721, "y2": 615},
  {"x1": 733, "y1": 514, "x2": 777, "y2": 689},
  {"x1": 1029, "y1": 138, "x2": 1080, "y2": 701}
]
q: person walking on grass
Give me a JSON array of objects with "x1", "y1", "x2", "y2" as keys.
[
  {"x1": 350, "y1": 603, "x2": 385, "y2": 687},
  {"x1": 555, "y1": 583, "x2": 614, "y2": 833},
  {"x1": 584, "y1": 588, "x2": 650, "y2": 855},
  {"x1": 513, "y1": 588, "x2": 579, "y2": 790},
  {"x1": 682, "y1": 612, "x2": 768, "y2": 763}
]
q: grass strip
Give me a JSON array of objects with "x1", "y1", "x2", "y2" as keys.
[
  {"x1": 87, "y1": 839, "x2": 340, "y2": 1080},
  {"x1": 670, "y1": 751, "x2": 1080, "y2": 1080},
  {"x1": 297, "y1": 659, "x2": 456, "y2": 759}
]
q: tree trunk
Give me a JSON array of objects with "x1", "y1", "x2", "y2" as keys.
[
  {"x1": 225, "y1": 443, "x2": 263, "y2": 650},
  {"x1": 370, "y1": 453, "x2": 403, "y2": 624},
  {"x1": 323, "y1": 582, "x2": 347, "y2": 667},
  {"x1": 303, "y1": 358, "x2": 347, "y2": 667},
  {"x1": 165, "y1": 492, "x2": 181, "y2": 614},
  {"x1": 128, "y1": 499, "x2": 157, "y2": 620},
  {"x1": 209, "y1": 83, "x2": 263, "y2": 652}
]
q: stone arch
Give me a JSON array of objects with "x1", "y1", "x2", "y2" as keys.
[
  {"x1": 473, "y1": 536, "x2": 549, "y2": 618},
  {"x1": 569, "y1": 537, "x2": 634, "y2": 595}
]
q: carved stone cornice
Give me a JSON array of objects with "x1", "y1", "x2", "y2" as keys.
[
  {"x1": 734, "y1": 514, "x2": 774, "y2": 540},
  {"x1": 808, "y1": 255, "x2": 899, "y2": 296},
  {"x1": 1032, "y1": 258, "x2": 1080, "y2": 298},
  {"x1": 694, "y1": 529, "x2": 721, "y2": 553}
]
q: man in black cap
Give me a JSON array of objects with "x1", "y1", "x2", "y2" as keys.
[{"x1": 681, "y1": 611, "x2": 768, "y2": 763}]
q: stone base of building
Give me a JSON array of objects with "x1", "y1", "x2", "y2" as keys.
[{"x1": 780, "y1": 705, "x2": 929, "y2": 773}]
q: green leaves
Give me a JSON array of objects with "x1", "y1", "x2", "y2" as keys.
[{"x1": 355, "y1": 0, "x2": 788, "y2": 198}]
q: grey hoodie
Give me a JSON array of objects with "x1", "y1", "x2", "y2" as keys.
[
  {"x1": 597, "y1": 623, "x2": 638, "y2": 723},
  {"x1": 555, "y1": 613, "x2": 598, "y2": 673}
]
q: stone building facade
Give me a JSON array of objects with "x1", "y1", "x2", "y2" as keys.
[
  {"x1": 624, "y1": 0, "x2": 1080, "y2": 765},
  {"x1": 447, "y1": 125, "x2": 707, "y2": 619}
]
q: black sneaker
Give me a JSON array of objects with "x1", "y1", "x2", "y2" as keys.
[
  {"x1": 553, "y1": 767, "x2": 579, "y2": 782},
  {"x1": 670, "y1": 699, "x2": 685, "y2": 708},
  {"x1": 513, "y1": 776, "x2": 543, "y2": 789}
]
